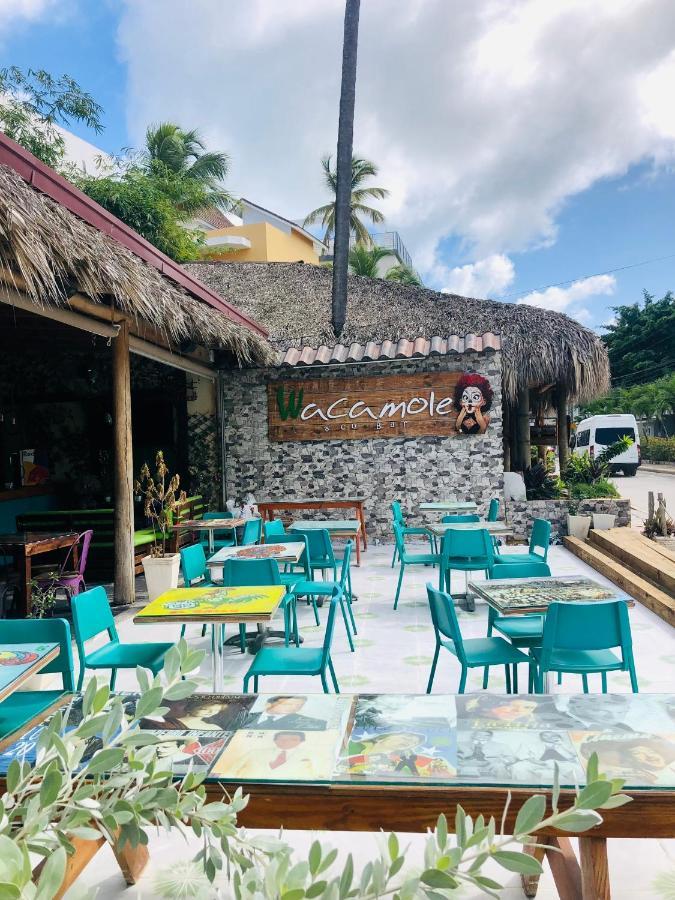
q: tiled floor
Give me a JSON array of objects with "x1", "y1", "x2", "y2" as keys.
[{"x1": 68, "y1": 543, "x2": 675, "y2": 896}]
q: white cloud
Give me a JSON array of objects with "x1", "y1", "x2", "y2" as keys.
[
  {"x1": 115, "y1": 0, "x2": 675, "y2": 293},
  {"x1": 516, "y1": 274, "x2": 617, "y2": 316},
  {"x1": 0, "y1": 0, "x2": 58, "y2": 35},
  {"x1": 439, "y1": 254, "x2": 515, "y2": 298}
]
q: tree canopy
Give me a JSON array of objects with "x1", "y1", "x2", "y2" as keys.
[
  {"x1": 603, "y1": 290, "x2": 675, "y2": 386},
  {"x1": 580, "y1": 371, "x2": 675, "y2": 435}
]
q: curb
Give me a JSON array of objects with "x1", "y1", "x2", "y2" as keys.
[{"x1": 639, "y1": 464, "x2": 675, "y2": 475}]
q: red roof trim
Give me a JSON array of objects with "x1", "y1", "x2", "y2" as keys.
[{"x1": 0, "y1": 132, "x2": 268, "y2": 338}]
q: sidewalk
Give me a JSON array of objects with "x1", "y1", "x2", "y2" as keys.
[{"x1": 639, "y1": 462, "x2": 675, "y2": 475}]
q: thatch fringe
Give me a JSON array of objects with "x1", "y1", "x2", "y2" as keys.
[
  {"x1": 185, "y1": 262, "x2": 610, "y2": 403},
  {"x1": 0, "y1": 165, "x2": 273, "y2": 366}
]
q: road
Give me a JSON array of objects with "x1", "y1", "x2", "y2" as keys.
[{"x1": 610, "y1": 466, "x2": 675, "y2": 527}]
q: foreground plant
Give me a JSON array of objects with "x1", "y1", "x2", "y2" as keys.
[
  {"x1": 0, "y1": 644, "x2": 630, "y2": 899},
  {"x1": 135, "y1": 449, "x2": 186, "y2": 557}
]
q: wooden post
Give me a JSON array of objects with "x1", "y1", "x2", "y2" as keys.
[
  {"x1": 516, "y1": 386, "x2": 531, "y2": 471},
  {"x1": 579, "y1": 836, "x2": 611, "y2": 899},
  {"x1": 112, "y1": 319, "x2": 135, "y2": 604},
  {"x1": 503, "y1": 401, "x2": 511, "y2": 471},
  {"x1": 557, "y1": 389, "x2": 569, "y2": 472}
]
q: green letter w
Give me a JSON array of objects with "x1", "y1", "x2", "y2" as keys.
[{"x1": 276, "y1": 386, "x2": 304, "y2": 420}]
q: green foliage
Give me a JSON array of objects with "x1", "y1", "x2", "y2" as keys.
[
  {"x1": 0, "y1": 66, "x2": 102, "y2": 168},
  {"x1": 303, "y1": 155, "x2": 389, "y2": 245},
  {"x1": 524, "y1": 462, "x2": 564, "y2": 500},
  {"x1": 603, "y1": 291, "x2": 675, "y2": 386},
  {"x1": 580, "y1": 370, "x2": 675, "y2": 432},
  {"x1": 568, "y1": 479, "x2": 619, "y2": 500},
  {"x1": 563, "y1": 436, "x2": 633, "y2": 485},
  {"x1": 348, "y1": 243, "x2": 392, "y2": 277},
  {"x1": 643, "y1": 436, "x2": 675, "y2": 462},
  {"x1": 385, "y1": 264, "x2": 423, "y2": 286},
  {"x1": 28, "y1": 580, "x2": 58, "y2": 619}
]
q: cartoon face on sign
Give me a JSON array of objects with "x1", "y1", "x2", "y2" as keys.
[{"x1": 454, "y1": 374, "x2": 493, "y2": 435}]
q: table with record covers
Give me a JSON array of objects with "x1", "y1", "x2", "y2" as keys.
[{"x1": 0, "y1": 692, "x2": 673, "y2": 899}]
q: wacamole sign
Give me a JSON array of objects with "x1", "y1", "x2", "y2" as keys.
[{"x1": 267, "y1": 373, "x2": 494, "y2": 442}]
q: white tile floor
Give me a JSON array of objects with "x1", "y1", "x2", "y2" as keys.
[{"x1": 68, "y1": 544, "x2": 675, "y2": 896}]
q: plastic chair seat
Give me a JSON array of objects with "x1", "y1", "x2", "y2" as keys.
[
  {"x1": 494, "y1": 552, "x2": 547, "y2": 565},
  {"x1": 85, "y1": 641, "x2": 173, "y2": 672},
  {"x1": 291, "y1": 579, "x2": 338, "y2": 596},
  {"x1": 0, "y1": 691, "x2": 68, "y2": 740},
  {"x1": 245, "y1": 646, "x2": 325, "y2": 676},
  {"x1": 441, "y1": 636, "x2": 530, "y2": 667},
  {"x1": 530, "y1": 646, "x2": 624, "y2": 672},
  {"x1": 494, "y1": 615, "x2": 544, "y2": 641}
]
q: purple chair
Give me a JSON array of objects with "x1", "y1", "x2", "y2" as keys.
[{"x1": 34, "y1": 529, "x2": 93, "y2": 604}]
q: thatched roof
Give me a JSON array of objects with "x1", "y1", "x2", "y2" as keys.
[
  {"x1": 0, "y1": 156, "x2": 272, "y2": 366},
  {"x1": 185, "y1": 261, "x2": 610, "y2": 402}
]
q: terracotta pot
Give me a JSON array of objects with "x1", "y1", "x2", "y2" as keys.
[
  {"x1": 567, "y1": 514, "x2": 591, "y2": 540},
  {"x1": 141, "y1": 553, "x2": 181, "y2": 601}
]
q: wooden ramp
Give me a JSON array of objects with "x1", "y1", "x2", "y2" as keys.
[{"x1": 564, "y1": 531, "x2": 675, "y2": 627}]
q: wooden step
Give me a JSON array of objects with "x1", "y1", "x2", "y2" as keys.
[
  {"x1": 588, "y1": 528, "x2": 675, "y2": 597},
  {"x1": 563, "y1": 536, "x2": 675, "y2": 628}
]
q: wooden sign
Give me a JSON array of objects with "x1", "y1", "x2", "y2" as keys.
[{"x1": 268, "y1": 372, "x2": 495, "y2": 442}]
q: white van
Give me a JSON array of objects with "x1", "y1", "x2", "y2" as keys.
[{"x1": 570, "y1": 414, "x2": 641, "y2": 476}]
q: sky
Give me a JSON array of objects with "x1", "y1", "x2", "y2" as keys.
[{"x1": 3, "y1": 0, "x2": 675, "y2": 332}]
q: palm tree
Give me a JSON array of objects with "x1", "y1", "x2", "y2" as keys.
[
  {"x1": 304, "y1": 154, "x2": 389, "y2": 246},
  {"x1": 348, "y1": 244, "x2": 392, "y2": 277},
  {"x1": 385, "y1": 264, "x2": 423, "y2": 287},
  {"x1": 142, "y1": 122, "x2": 233, "y2": 213}
]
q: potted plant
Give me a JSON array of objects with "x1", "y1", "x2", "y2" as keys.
[
  {"x1": 135, "y1": 450, "x2": 186, "y2": 600},
  {"x1": 567, "y1": 498, "x2": 592, "y2": 540}
]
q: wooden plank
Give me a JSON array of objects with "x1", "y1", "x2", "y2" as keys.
[
  {"x1": 112, "y1": 839, "x2": 149, "y2": 884},
  {"x1": 589, "y1": 528, "x2": 675, "y2": 596},
  {"x1": 563, "y1": 536, "x2": 675, "y2": 627},
  {"x1": 33, "y1": 834, "x2": 105, "y2": 900},
  {"x1": 579, "y1": 836, "x2": 611, "y2": 899},
  {"x1": 545, "y1": 836, "x2": 583, "y2": 900}
]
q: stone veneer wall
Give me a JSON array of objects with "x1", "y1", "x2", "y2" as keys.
[
  {"x1": 505, "y1": 498, "x2": 631, "y2": 544},
  {"x1": 186, "y1": 412, "x2": 220, "y2": 508},
  {"x1": 221, "y1": 352, "x2": 503, "y2": 542}
]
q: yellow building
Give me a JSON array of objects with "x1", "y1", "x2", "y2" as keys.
[{"x1": 193, "y1": 198, "x2": 326, "y2": 264}]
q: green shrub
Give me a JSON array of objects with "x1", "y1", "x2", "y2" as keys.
[
  {"x1": 642, "y1": 436, "x2": 675, "y2": 462},
  {"x1": 568, "y1": 479, "x2": 620, "y2": 500}
]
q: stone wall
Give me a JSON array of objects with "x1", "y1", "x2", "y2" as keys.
[
  {"x1": 505, "y1": 498, "x2": 632, "y2": 544},
  {"x1": 221, "y1": 352, "x2": 503, "y2": 542}
]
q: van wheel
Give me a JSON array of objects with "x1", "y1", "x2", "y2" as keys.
[{"x1": 624, "y1": 465, "x2": 638, "y2": 477}]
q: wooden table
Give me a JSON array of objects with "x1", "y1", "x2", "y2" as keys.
[
  {"x1": 171, "y1": 518, "x2": 247, "y2": 553},
  {"x1": 133, "y1": 585, "x2": 286, "y2": 687},
  {"x1": 419, "y1": 501, "x2": 478, "y2": 513},
  {"x1": 258, "y1": 498, "x2": 368, "y2": 551},
  {"x1": 0, "y1": 532, "x2": 79, "y2": 617},
  {"x1": 290, "y1": 518, "x2": 363, "y2": 566},
  {"x1": 0, "y1": 642, "x2": 58, "y2": 701},
  {"x1": 468, "y1": 574, "x2": 634, "y2": 616}
]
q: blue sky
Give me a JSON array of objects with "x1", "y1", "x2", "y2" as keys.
[{"x1": 4, "y1": 0, "x2": 675, "y2": 332}]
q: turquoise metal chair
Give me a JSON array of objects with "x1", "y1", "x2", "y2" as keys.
[
  {"x1": 426, "y1": 583, "x2": 529, "y2": 693},
  {"x1": 263, "y1": 519, "x2": 286, "y2": 542},
  {"x1": 530, "y1": 600, "x2": 638, "y2": 694},
  {"x1": 441, "y1": 514, "x2": 480, "y2": 523},
  {"x1": 438, "y1": 527, "x2": 494, "y2": 596},
  {"x1": 494, "y1": 518, "x2": 551, "y2": 566},
  {"x1": 0, "y1": 617, "x2": 75, "y2": 739},
  {"x1": 240, "y1": 518, "x2": 262, "y2": 546},
  {"x1": 71, "y1": 586, "x2": 173, "y2": 690},
  {"x1": 391, "y1": 500, "x2": 435, "y2": 566},
  {"x1": 393, "y1": 521, "x2": 440, "y2": 610},
  {"x1": 274, "y1": 534, "x2": 319, "y2": 624},
  {"x1": 292, "y1": 528, "x2": 337, "y2": 581},
  {"x1": 482, "y1": 560, "x2": 552, "y2": 691},
  {"x1": 243, "y1": 587, "x2": 341, "y2": 694},
  {"x1": 487, "y1": 498, "x2": 500, "y2": 521},
  {"x1": 222, "y1": 557, "x2": 297, "y2": 648},
  {"x1": 179, "y1": 543, "x2": 217, "y2": 639},
  {"x1": 287, "y1": 541, "x2": 357, "y2": 651},
  {"x1": 202, "y1": 511, "x2": 236, "y2": 551}
]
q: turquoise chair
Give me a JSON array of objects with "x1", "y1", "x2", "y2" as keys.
[
  {"x1": 530, "y1": 600, "x2": 638, "y2": 694},
  {"x1": 482, "y1": 560, "x2": 552, "y2": 691},
  {"x1": 241, "y1": 518, "x2": 262, "y2": 546},
  {"x1": 391, "y1": 500, "x2": 435, "y2": 566},
  {"x1": 0, "y1": 618, "x2": 74, "y2": 739},
  {"x1": 274, "y1": 534, "x2": 319, "y2": 625},
  {"x1": 393, "y1": 521, "x2": 440, "y2": 610},
  {"x1": 222, "y1": 557, "x2": 297, "y2": 648},
  {"x1": 426, "y1": 583, "x2": 529, "y2": 693},
  {"x1": 71, "y1": 586, "x2": 173, "y2": 690},
  {"x1": 494, "y1": 518, "x2": 551, "y2": 566},
  {"x1": 292, "y1": 528, "x2": 337, "y2": 581},
  {"x1": 202, "y1": 511, "x2": 236, "y2": 551},
  {"x1": 487, "y1": 498, "x2": 499, "y2": 521},
  {"x1": 179, "y1": 543, "x2": 217, "y2": 639},
  {"x1": 438, "y1": 527, "x2": 494, "y2": 597},
  {"x1": 243, "y1": 587, "x2": 341, "y2": 694},
  {"x1": 263, "y1": 519, "x2": 286, "y2": 542},
  {"x1": 287, "y1": 541, "x2": 357, "y2": 651},
  {"x1": 441, "y1": 514, "x2": 481, "y2": 523}
]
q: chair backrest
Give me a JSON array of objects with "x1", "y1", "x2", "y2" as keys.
[
  {"x1": 338, "y1": 541, "x2": 353, "y2": 589},
  {"x1": 180, "y1": 543, "x2": 208, "y2": 586},
  {"x1": 321, "y1": 588, "x2": 341, "y2": 666},
  {"x1": 530, "y1": 519, "x2": 552, "y2": 560},
  {"x1": 426, "y1": 583, "x2": 465, "y2": 663},
  {"x1": 441, "y1": 528, "x2": 494, "y2": 565},
  {"x1": 264, "y1": 519, "x2": 286, "y2": 541},
  {"x1": 202, "y1": 511, "x2": 233, "y2": 541},
  {"x1": 293, "y1": 529, "x2": 335, "y2": 566},
  {"x1": 279, "y1": 533, "x2": 311, "y2": 579},
  {"x1": 71, "y1": 586, "x2": 118, "y2": 648},
  {"x1": 241, "y1": 518, "x2": 262, "y2": 546},
  {"x1": 441, "y1": 514, "x2": 480, "y2": 524},
  {"x1": 222, "y1": 557, "x2": 281, "y2": 587},
  {"x1": 0, "y1": 617, "x2": 75, "y2": 691},
  {"x1": 541, "y1": 600, "x2": 632, "y2": 657},
  {"x1": 489, "y1": 561, "x2": 551, "y2": 579},
  {"x1": 391, "y1": 500, "x2": 405, "y2": 525},
  {"x1": 487, "y1": 498, "x2": 499, "y2": 522}
]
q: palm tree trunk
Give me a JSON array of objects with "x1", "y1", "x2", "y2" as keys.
[{"x1": 331, "y1": 0, "x2": 361, "y2": 337}]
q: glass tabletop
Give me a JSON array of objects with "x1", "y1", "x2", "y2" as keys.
[
  {"x1": 207, "y1": 542, "x2": 304, "y2": 564},
  {"x1": 469, "y1": 575, "x2": 630, "y2": 613}
]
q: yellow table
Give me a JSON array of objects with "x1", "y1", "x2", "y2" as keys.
[{"x1": 134, "y1": 586, "x2": 286, "y2": 690}]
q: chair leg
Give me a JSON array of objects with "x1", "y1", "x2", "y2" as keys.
[
  {"x1": 320, "y1": 671, "x2": 330, "y2": 693},
  {"x1": 582, "y1": 674, "x2": 589, "y2": 693},
  {"x1": 253, "y1": 675, "x2": 259, "y2": 692},
  {"x1": 293, "y1": 599, "x2": 300, "y2": 647},
  {"x1": 391, "y1": 544, "x2": 397, "y2": 568},
  {"x1": 239, "y1": 623, "x2": 246, "y2": 653},
  {"x1": 77, "y1": 665, "x2": 85, "y2": 692},
  {"x1": 283, "y1": 604, "x2": 290, "y2": 647},
  {"x1": 201, "y1": 624, "x2": 207, "y2": 637},
  {"x1": 512, "y1": 664, "x2": 518, "y2": 694},
  {"x1": 311, "y1": 597, "x2": 320, "y2": 626},
  {"x1": 426, "y1": 642, "x2": 441, "y2": 694},
  {"x1": 458, "y1": 666, "x2": 467, "y2": 694},
  {"x1": 505, "y1": 665, "x2": 511, "y2": 694},
  {"x1": 328, "y1": 656, "x2": 339, "y2": 693},
  {"x1": 339, "y1": 593, "x2": 355, "y2": 652},
  {"x1": 393, "y1": 564, "x2": 405, "y2": 610},
  {"x1": 601, "y1": 671, "x2": 608, "y2": 693},
  {"x1": 243, "y1": 674, "x2": 250, "y2": 693},
  {"x1": 557, "y1": 672, "x2": 562, "y2": 685},
  {"x1": 109, "y1": 668, "x2": 117, "y2": 691},
  {"x1": 629, "y1": 663, "x2": 639, "y2": 693},
  {"x1": 180, "y1": 624, "x2": 186, "y2": 639}
]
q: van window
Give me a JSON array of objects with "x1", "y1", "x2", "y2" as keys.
[
  {"x1": 577, "y1": 430, "x2": 590, "y2": 447},
  {"x1": 595, "y1": 427, "x2": 635, "y2": 444}
]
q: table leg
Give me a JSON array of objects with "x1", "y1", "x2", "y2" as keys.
[
  {"x1": 208, "y1": 530, "x2": 215, "y2": 554},
  {"x1": 579, "y1": 836, "x2": 611, "y2": 899},
  {"x1": 355, "y1": 536, "x2": 361, "y2": 567},
  {"x1": 71, "y1": 540, "x2": 80, "y2": 574},
  {"x1": 20, "y1": 553, "x2": 31, "y2": 618},
  {"x1": 357, "y1": 504, "x2": 368, "y2": 550},
  {"x1": 545, "y1": 836, "x2": 583, "y2": 900},
  {"x1": 210, "y1": 625, "x2": 218, "y2": 692},
  {"x1": 521, "y1": 836, "x2": 547, "y2": 897}
]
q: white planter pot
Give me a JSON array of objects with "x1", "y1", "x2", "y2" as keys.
[
  {"x1": 592, "y1": 513, "x2": 616, "y2": 531},
  {"x1": 142, "y1": 553, "x2": 181, "y2": 601},
  {"x1": 567, "y1": 514, "x2": 591, "y2": 540}
]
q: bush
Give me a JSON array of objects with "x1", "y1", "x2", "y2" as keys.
[
  {"x1": 568, "y1": 479, "x2": 619, "y2": 500},
  {"x1": 642, "y1": 436, "x2": 675, "y2": 462}
]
